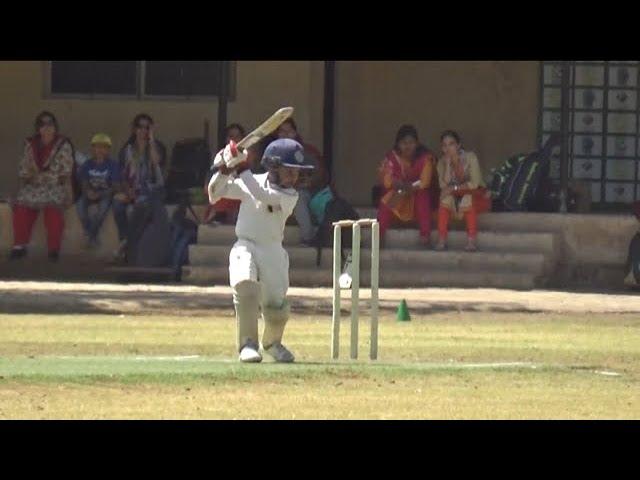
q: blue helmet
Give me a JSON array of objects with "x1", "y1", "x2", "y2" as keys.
[{"x1": 261, "y1": 138, "x2": 315, "y2": 171}]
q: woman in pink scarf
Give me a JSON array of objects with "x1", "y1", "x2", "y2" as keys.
[
  {"x1": 9, "y1": 111, "x2": 74, "y2": 261},
  {"x1": 377, "y1": 125, "x2": 437, "y2": 248}
]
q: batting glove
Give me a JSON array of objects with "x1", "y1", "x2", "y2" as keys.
[
  {"x1": 223, "y1": 141, "x2": 249, "y2": 170},
  {"x1": 212, "y1": 149, "x2": 225, "y2": 169}
]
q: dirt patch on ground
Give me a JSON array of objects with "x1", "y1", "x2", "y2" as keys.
[{"x1": 1, "y1": 280, "x2": 640, "y2": 315}]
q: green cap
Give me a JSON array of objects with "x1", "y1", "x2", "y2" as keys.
[{"x1": 90, "y1": 133, "x2": 112, "y2": 147}]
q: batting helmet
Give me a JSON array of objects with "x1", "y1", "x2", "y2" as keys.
[{"x1": 260, "y1": 138, "x2": 315, "y2": 171}]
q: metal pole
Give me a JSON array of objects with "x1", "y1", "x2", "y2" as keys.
[
  {"x1": 217, "y1": 61, "x2": 229, "y2": 149},
  {"x1": 559, "y1": 61, "x2": 571, "y2": 213},
  {"x1": 323, "y1": 61, "x2": 336, "y2": 182},
  {"x1": 331, "y1": 225, "x2": 342, "y2": 360}
]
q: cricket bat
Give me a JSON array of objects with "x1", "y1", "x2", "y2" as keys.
[{"x1": 212, "y1": 107, "x2": 294, "y2": 170}]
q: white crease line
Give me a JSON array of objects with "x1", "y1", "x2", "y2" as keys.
[
  {"x1": 594, "y1": 370, "x2": 622, "y2": 377},
  {"x1": 15, "y1": 358, "x2": 548, "y2": 370},
  {"x1": 464, "y1": 362, "x2": 533, "y2": 367},
  {"x1": 134, "y1": 355, "x2": 202, "y2": 361},
  {"x1": 449, "y1": 362, "x2": 535, "y2": 368},
  {"x1": 44, "y1": 355, "x2": 204, "y2": 362}
]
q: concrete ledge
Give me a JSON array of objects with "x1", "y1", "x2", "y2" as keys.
[
  {"x1": 189, "y1": 244, "x2": 548, "y2": 274},
  {"x1": 1, "y1": 200, "x2": 123, "y2": 259},
  {"x1": 2, "y1": 202, "x2": 637, "y2": 290},
  {"x1": 198, "y1": 224, "x2": 560, "y2": 255},
  {"x1": 182, "y1": 265, "x2": 541, "y2": 290},
  {"x1": 356, "y1": 207, "x2": 638, "y2": 265},
  {"x1": 0, "y1": 201, "x2": 208, "y2": 260},
  {"x1": 3, "y1": 201, "x2": 634, "y2": 266}
]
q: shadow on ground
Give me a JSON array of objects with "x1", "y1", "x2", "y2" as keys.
[{"x1": 0, "y1": 287, "x2": 544, "y2": 316}]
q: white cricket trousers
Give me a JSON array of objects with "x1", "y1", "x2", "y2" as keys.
[
  {"x1": 229, "y1": 239, "x2": 289, "y2": 305},
  {"x1": 229, "y1": 238, "x2": 291, "y2": 351}
]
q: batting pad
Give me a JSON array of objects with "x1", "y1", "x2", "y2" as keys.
[
  {"x1": 261, "y1": 300, "x2": 291, "y2": 349},
  {"x1": 233, "y1": 280, "x2": 261, "y2": 352}
]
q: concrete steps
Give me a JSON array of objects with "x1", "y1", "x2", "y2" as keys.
[
  {"x1": 183, "y1": 205, "x2": 561, "y2": 290},
  {"x1": 197, "y1": 224, "x2": 559, "y2": 256},
  {"x1": 182, "y1": 265, "x2": 539, "y2": 290},
  {"x1": 189, "y1": 244, "x2": 549, "y2": 275}
]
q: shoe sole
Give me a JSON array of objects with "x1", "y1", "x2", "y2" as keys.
[
  {"x1": 264, "y1": 352, "x2": 295, "y2": 363},
  {"x1": 239, "y1": 356, "x2": 262, "y2": 363},
  {"x1": 262, "y1": 343, "x2": 295, "y2": 363}
]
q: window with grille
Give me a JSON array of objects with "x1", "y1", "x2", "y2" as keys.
[
  {"x1": 48, "y1": 61, "x2": 232, "y2": 99},
  {"x1": 144, "y1": 61, "x2": 223, "y2": 97},
  {"x1": 50, "y1": 61, "x2": 138, "y2": 95},
  {"x1": 540, "y1": 61, "x2": 640, "y2": 209}
]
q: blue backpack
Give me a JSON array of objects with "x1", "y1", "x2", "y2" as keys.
[
  {"x1": 168, "y1": 202, "x2": 199, "y2": 281},
  {"x1": 309, "y1": 186, "x2": 334, "y2": 224},
  {"x1": 312, "y1": 191, "x2": 360, "y2": 267}
]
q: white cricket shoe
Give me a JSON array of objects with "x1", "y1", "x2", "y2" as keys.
[
  {"x1": 264, "y1": 342, "x2": 295, "y2": 363},
  {"x1": 239, "y1": 342, "x2": 262, "y2": 363}
]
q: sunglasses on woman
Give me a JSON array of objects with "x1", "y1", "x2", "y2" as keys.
[
  {"x1": 38, "y1": 120, "x2": 55, "y2": 127},
  {"x1": 136, "y1": 123, "x2": 151, "y2": 130}
]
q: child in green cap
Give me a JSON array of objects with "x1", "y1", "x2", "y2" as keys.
[{"x1": 76, "y1": 133, "x2": 122, "y2": 248}]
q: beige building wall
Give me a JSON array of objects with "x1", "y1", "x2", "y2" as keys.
[
  {"x1": 0, "y1": 61, "x2": 325, "y2": 197},
  {"x1": 333, "y1": 61, "x2": 541, "y2": 205},
  {"x1": 0, "y1": 61, "x2": 540, "y2": 207}
]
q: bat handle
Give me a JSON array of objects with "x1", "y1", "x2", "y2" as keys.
[{"x1": 229, "y1": 140, "x2": 238, "y2": 157}]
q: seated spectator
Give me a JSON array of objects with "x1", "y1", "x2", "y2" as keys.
[
  {"x1": 117, "y1": 113, "x2": 167, "y2": 173},
  {"x1": 376, "y1": 125, "x2": 437, "y2": 248},
  {"x1": 9, "y1": 111, "x2": 74, "y2": 262},
  {"x1": 75, "y1": 133, "x2": 121, "y2": 248},
  {"x1": 276, "y1": 117, "x2": 327, "y2": 245},
  {"x1": 436, "y1": 130, "x2": 490, "y2": 252},
  {"x1": 225, "y1": 123, "x2": 245, "y2": 144},
  {"x1": 112, "y1": 113, "x2": 168, "y2": 262},
  {"x1": 204, "y1": 123, "x2": 246, "y2": 225}
]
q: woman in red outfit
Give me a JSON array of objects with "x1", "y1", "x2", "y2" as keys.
[
  {"x1": 376, "y1": 125, "x2": 437, "y2": 248},
  {"x1": 9, "y1": 111, "x2": 74, "y2": 261}
]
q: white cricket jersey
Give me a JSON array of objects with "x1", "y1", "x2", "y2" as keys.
[{"x1": 208, "y1": 170, "x2": 299, "y2": 245}]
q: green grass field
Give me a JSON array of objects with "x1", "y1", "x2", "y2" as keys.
[{"x1": 0, "y1": 309, "x2": 638, "y2": 419}]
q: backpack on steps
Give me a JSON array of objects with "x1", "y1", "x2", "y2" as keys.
[
  {"x1": 487, "y1": 153, "x2": 528, "y2": 210},
  {"x1": 166, "y1": 138, "x2": 211, "y2": 204},
  {"x1": 169, "y1": 200, "x2": 199, "y2": 281},
  {"x1": 624, "y1": 202, "x2": 640, "y2": 288},
  {"x1": 624, "y1": 231, "x2": 640, "y2": 288},
  {"x1": 490, "y1": 133, "x2": 561, "y2": 212},
  {"x1": 503, "y1": 134, "x2": 561, "y2": 212},
  {"x1": 313, "y1": 192, "x2": 360, "y2": 267}
]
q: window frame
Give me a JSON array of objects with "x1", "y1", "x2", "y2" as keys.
[
  {"x1": 538, "y1": 60, "x2": 640, "y2": 210},
  {"x1": 43, "y1": 61, "x2": 236, "y2": 102}
]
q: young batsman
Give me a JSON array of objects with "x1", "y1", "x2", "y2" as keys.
[{"x1": 208, "y1": 138, "x2": 314, "y2": 363}]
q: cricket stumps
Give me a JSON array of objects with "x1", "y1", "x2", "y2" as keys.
[{"x1": 331, "y1": 218, "x2": 380, "y2": 361}]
